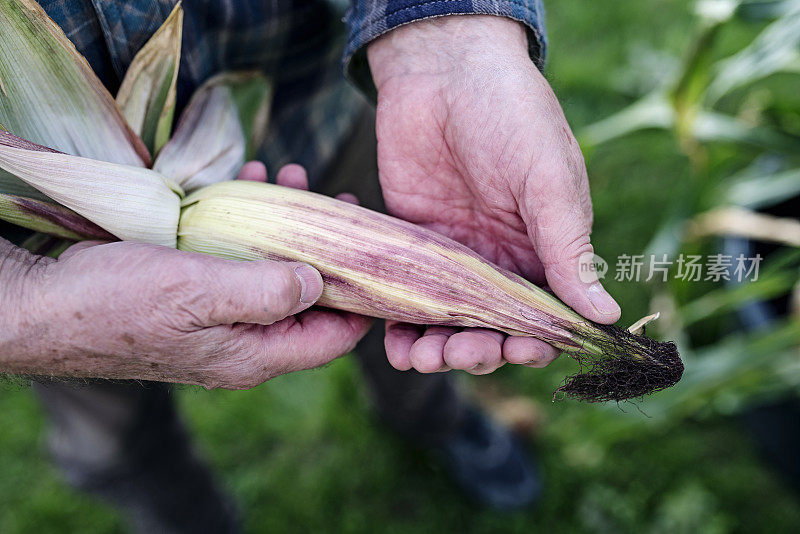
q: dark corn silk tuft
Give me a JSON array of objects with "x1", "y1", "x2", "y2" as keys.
[{"x1": 555, "y1": 324, "x2": 684, "y2": 402}]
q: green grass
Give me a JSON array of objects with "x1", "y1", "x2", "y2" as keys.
[
  {"x1": 2, "y1": 1, "x2": 799, "y2": 532},
  {"x1": 2, "y1": 361, "x2": 800, "y2": 532}
]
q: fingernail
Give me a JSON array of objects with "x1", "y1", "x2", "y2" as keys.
[
  {"x1": 294, "y1": 265, "x2": 323, "y2": 304},
  {"x1": 587, "y1": 283, "x2": 621, "y2": 317}
]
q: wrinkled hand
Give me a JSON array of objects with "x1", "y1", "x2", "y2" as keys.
[
  {"x1": 0, "y1": 163, "x2": 371, "y2": 388},
  {"x1": 368, "y1": 16, "x2": 621, "y2": 375}
]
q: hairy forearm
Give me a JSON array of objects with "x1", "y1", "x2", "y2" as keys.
[{"x1": 0, "y1": 238, "x2": 52, "y2": 373}]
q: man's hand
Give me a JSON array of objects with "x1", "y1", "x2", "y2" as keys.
[
  {"x1": 0, "y1": 164, "x2": 371, "y2": 389},
  {"x1": 368, "y1": 15, "x2": 621, "y2": 375}
]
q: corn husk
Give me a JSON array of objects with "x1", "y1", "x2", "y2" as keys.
[
  {"x1": 0, "y1": 0, "x2": 150, "y2": 165},
  {"x1": 20, "y1": 231, "x2": 73, "y2": 257},
  {"x1": 116, "y1": 3, "x2": 183, "y2": 156},
  {"x1": 0, "y1": 131, "x2": 179, "y2": 246},
  {"x1": 181, "y1": 181, "x2": 584, "y2": 342},
  {"x1": 180, "y1": 181, "x2": 683, "y2": 402},
  {"x1": 0, "y1": 193, "x2": 114, "y2": 240},
  {"x1": 628, "y1": 312, "x2": 660, "y2": 335},
  {"x1": 153, "y1": 72, "x2": 271, "y2": 192},
  {"x1": 0, "y1": 168, "x2": 51, "y2": 202}
]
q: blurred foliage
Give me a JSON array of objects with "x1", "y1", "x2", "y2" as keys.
[
  {"x1": 579, "y1": 0, "x2": 800, "y2": 420},
  {"x1": 1, "y1": 1, "x2": 799, "y2": 533}
]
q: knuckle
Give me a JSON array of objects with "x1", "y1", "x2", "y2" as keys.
[
  {"x1": 564, "y1": 234, "x2": 594, "y2": 259},
  {"x1": 540, "y1": 232, "x2": 593, "y2": 271}
]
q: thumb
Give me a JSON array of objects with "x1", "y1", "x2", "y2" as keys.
[
  {"x1": 529, "y1": 201, "x2": 620, "y2": 325},
  {"x1": 58, "y1": 240, "x2": 111, "y2": 260},
  {"x1": 197, "y1": 259, "x2": 324, "y2": 326}
]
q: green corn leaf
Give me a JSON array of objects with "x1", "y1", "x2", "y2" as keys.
[
  {"x1": 707, "y1": 2, "x2": 800, "y2": 102},
  {"x1": 578, "y1": 93, "x2": 674, "y2": 148},
  {"x1": 724, "y1": 166, "x2": 800, "y2": 208},
  {"x1": 678, "y1": 268, "x2": 800, "y2": 325},
  {"x1": 736, "y1": 0, "x2": 800, "y2": 20},
  {"x1": 0, "y1": 0, "x2": 149, "y2": 165},
  {"x1": 692, "y1": 110, "x2": 800, "y2": 152}
]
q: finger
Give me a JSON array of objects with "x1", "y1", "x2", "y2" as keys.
[
  {"x1": 503, "y1": 336, "x2": 560, "y2": 367},
  {"x1": 275, "y1": 163, "x2": 309, "y2": 190},
  {"x1": 58, "y1": 240, "x2": 111, "y2": 261},
  {"x1": 384, "y1": 321, "x2": 422, "y2": 371},
  {"x1": 408, "y1": 326, "x2": 458, "y2": 373},
  {"x1": 261, "y1": 309, "x2": 373, "y2": 372},
  {"x1": 443, "y1": 329, "x2": 504, "y2": 374},
  {"x1": 525, "y1": 154, "x2": 620, "y2": 324},
  {"x1": 335, "y1": 192, "x2": 359, "y2": 205},
  {"x1": 237, "y1": 161, "x2": 268, "y2": 182},
  {"x1": 195, "y1": 259, "x2": 323, "y2": 326},
  {"x1": 212, "y1": 310, "x2": 373, "y2": 388}
]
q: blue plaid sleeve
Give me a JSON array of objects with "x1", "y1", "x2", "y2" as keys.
[{"x1": 343, "y1": 0, "x2": 548, "y2": 99}]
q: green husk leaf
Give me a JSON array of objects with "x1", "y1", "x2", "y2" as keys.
[
  {"x1": 0, "y1": 0, "x2": 150, "y2": 165},
  {"x1": 0, "y1": 193, "x2": 114, "y2": 240},
  {"x1": 0, "y1": 103, "x2": 50, "y2": 201},
  {"x1": 20, "y1": 232, "x2": 73, "y2": 257},
  {"x1": 1, "y1": 168, "x2": 51, "y2": 202},
  {"x1": 153, "y1": 72, "x2": 271, "y2": 191},
  {"x1": 116, "y1": 2, "x2": 183, "y2": 156},
  {"x1": 579, "y1": 93, "x2": 800, "y2": 153},
  {"x1": 0, "y1": 131, "x2": 179, "y2": 246}
]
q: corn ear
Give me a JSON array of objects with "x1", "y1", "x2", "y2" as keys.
[
  {"x1": 153, "y1": 72, "x2": 271, "y2": 192},
  {"x1": 179, "y1": 181, "x2": 683, "y2": 401},
  {"x1": 116, "y1": 3, "x2": 183, "y2": 156},
  {"x1": 0, "y1": 0, "x2": 150, "y2": 165},
  {"x1": 180, "y1": 181, "x2": 585, "y2": 344},
  {"x1": 0, "y1": 131, "x2": 180, "y2": 246}
]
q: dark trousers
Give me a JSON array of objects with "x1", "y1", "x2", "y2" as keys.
[{"x1": 32, "y1": 106, "x2": 464, "y2": 532}]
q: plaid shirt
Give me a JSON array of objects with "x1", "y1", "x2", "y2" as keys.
[{"x1": 37, "y1": 0, "x2": 546, "y2": 183}]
